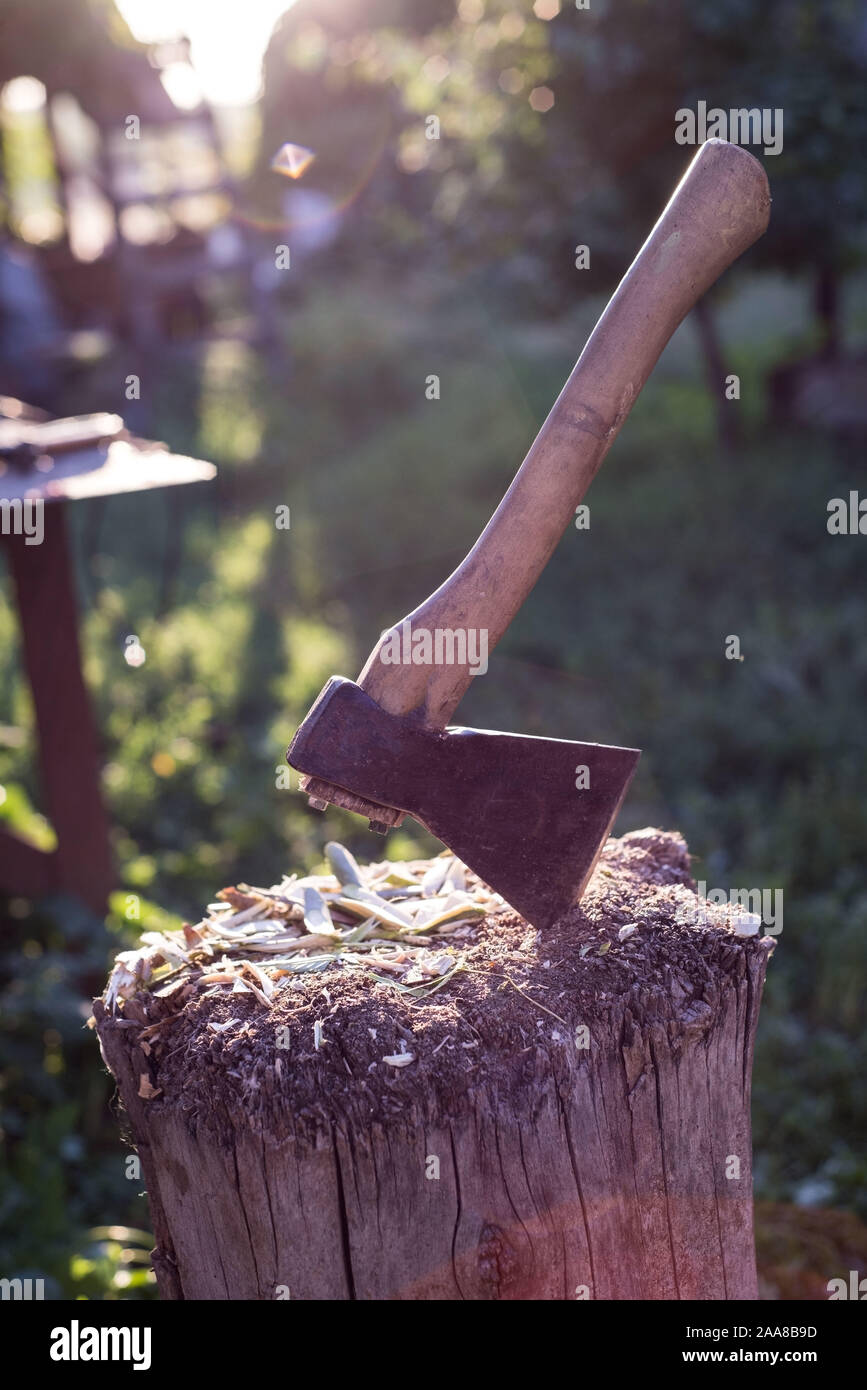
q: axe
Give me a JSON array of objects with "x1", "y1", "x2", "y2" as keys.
[{"x1": 288, "y1": 140, "x2": 770, "y2": 929}]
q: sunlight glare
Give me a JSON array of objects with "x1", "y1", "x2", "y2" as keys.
[
  {"x1": 1, "y1": 76, "x2": 47, "y2": 114},
  {"x1": 115, "y1": 0, "x2": 295, "y2": 107},
  {"x1": 270, "y1": 143, "x2": 316, "y2": 179}
]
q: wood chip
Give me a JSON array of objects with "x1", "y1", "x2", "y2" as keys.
[{"x1": 102, "y1": 843, "x2": 504, "y2": 1013}]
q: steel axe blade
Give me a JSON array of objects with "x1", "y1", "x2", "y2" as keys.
[{"x1": 289, "y1": 678, "x2": 640, "y2": 930}]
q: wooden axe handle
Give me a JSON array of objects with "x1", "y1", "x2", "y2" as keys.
[{"x1": 357, "y1": 139, "x2": 769, "y2": 728}]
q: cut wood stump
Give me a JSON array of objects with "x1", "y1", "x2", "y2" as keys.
[{"x1": 94, "y1": 829, "x2": 774, "y2": 1300}]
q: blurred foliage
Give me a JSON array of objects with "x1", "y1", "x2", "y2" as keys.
[
  {"x1": 0, "y1": 893, "x2": 157, "y2": 1297},
  {"x1": 1, "y1": 0, "x2": 866, "y2": 1300},
  {"x1": 252, "y1": 0, "x2": 867, "y2": 306}
]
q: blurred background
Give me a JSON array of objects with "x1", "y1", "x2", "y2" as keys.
[{"x1": 0, "y1": 0, "x2": 865, "y2": 1299}]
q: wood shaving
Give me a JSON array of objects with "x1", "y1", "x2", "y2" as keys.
[{"x1": 103, "y1": 847, "x2": 506, "y2": 1018}]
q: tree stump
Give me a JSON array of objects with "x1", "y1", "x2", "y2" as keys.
[{"x1": 94, "y1": 829, "x2": 774, "y2": 1300}]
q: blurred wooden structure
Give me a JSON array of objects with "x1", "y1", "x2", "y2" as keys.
[
  {"x1": 0, "y1": 397, "x2": 215, "y2": 913},
  {"x1": 0, "y1": 5, "x2": 257, "y2": 391}
]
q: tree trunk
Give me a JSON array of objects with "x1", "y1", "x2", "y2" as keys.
[
  {"x1": 693, "y1": 295, "x2": 739, "y2": 453},
  {"x1": 94, "y1": 829, "x2": 773, "y2": 1300},
  {"x1": 815, "y1": 265, "x2": 841, "y2": 360}
]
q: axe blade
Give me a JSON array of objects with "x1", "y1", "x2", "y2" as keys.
[{"x1": 288, "y1": 678, "x2": 640, "y2": 930}]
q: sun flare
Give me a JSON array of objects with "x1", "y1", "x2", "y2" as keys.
[{"x1": 115, "y1": 0, "x2": 295, "y2": 107}]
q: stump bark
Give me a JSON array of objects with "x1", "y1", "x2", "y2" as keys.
[{"x1": 94, "y1": 829, "x2": 773, "y2": 1300}]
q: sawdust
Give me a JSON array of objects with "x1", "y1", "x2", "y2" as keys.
[{"x1": 95, "y1": 828, "x2": 774, "y2": 1142}]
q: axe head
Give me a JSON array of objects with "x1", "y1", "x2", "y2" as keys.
[{"x1": 288, "y1": 678, "x2": 640, "y2": 930}]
